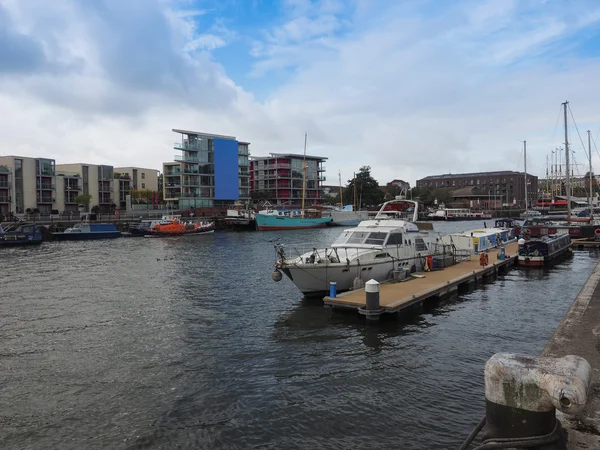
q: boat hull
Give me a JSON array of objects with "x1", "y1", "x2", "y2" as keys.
[
  {"x1": 0, "y1": 237, "x2": 43, "y2": 246},
  {"x1": 145, "y1": 229, "x2": 215, "y2": 237},
  {"x1": 52, "y1": 232, "x2": 122, "y2": 241},
  {"x1": 280, "y1": 256, "x2": 425, "y2": 297},
  {"x1": 330, "y1": 211, "x2": 370, "y2": 227},
  {"x1": 255, "y1": 214, "x2": 332, "y2": 231}
]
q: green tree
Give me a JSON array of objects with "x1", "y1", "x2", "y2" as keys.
[
  {"x1": 342, "y1": 166, "x2": 385, "y2": 208},
  {"x1": 74, "y1": 194, "x2": 92, "y2": 211},
  {"x1": 130, "y1": 189, "x2": 154, "y2": 203}
]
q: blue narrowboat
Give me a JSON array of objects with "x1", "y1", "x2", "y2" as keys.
[
  {"x1": 0, "y1": 223, "x2": 44, "y2": 247},
  {"x1": 517, "y1": 233, "x2": 572, "y2": 267},
  {"x1": 52, "y1": 223, "x2": 121, "y2": 241}
]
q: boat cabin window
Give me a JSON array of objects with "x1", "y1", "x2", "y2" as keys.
[
  {"x1": 415, "y1": 238, "x2": 428, "y2": 251},
  {"x1": 385, "y1": 233, "x2": 403, "y2": 246},
  {"x1": 364, "y1": 232, "x2": 387, "y2": 245},
  {"x1": 347, "y1": 231, "x2": 370, "y2": 244}
]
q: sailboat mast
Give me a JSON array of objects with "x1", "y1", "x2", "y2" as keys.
[
  {"x1": 523, "y1": 140, "x2": 527, "y2": 209},
  {"x1": 338, "y1": 171, "x2": 343, "y2": 206},
  {"x1": 301, "y1": 132, "x2": 307, "y2": 219},
  {"x1": 589, "y1": 129, "x2": 593, "y2": 217},
  {"x1": 563, "y1": 101, "x2": 571, "y2": 221},
  {"x1": 353, "y1": 173, "x2": 357, "y2": 211}
]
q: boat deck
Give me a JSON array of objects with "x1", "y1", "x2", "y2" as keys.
[{"x1": 323, "y1": 241, "x2": 519, "y2": 316}]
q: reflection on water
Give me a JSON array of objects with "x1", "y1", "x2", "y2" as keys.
[{"x1": 0, "y1": 225, "x2": 597, "y2": 449}]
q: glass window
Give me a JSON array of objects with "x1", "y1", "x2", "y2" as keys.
[
  {"x1": 141, "y1": 173, "x2": 145, "y2": 179},
  {"x1": 365, "y1": 232, "x2": 387, "y2": 245},
  {"x1": 347, "y1": 231, "x2": 370, "y2": 244},
  {"x1": 386, "y1": 233, "x2": 403, "y2": 246},
  {"x1": 415, "y1": 238, "x2": 428, "y2": 251},
  {"x1": 142, "y1": 183, "x2": 145, "y2": 189}
]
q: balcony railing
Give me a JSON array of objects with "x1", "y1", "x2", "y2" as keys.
[
  {"x1": 174, "y1": 142, "x2": 201, "y2": 151},
  {"x1": 38, "y1": 170, "x2": 55, "y2": 176},
  {"x1": 0, "y1": 182, "x2": 9, "y2": 188},
  {"x1": 238, "y1": 148, "x2": 250, "y2": 156},
  {"x1": 181, "y1": 168, "x2": 200, "y2": 174},
  {"x1": 318, "y1": 176, "x2": 326, "y2": 181},
  {"x1": 174, "y1": 155, "x2": 201, "y2": 163},
  {"x1": 0, "y1": 197, "x2": 9, "y2": 203},
  {"x1": 37, "y1": 184, "x2": 56, "y2": 190}
]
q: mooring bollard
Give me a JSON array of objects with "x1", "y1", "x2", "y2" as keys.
[
  {"x1": 365, "y1": 279, "x2": 380, "y2": 311},
  {"x1": 329, "y1": 281, "x2": 337, "y2": 298},
  {"x1": 483, "y1": 353, "x2": 591, "y2": 442}
]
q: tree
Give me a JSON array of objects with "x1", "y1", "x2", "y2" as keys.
[
  {"x1": 74, "y1": 194, "x2": 92, "y2": 211},
  {"x1": 130, "y1": 189, "x2": 154, "y2": 204},
  {"x1": 342, "y1": 166, "x2": 385, "y2": 208}
]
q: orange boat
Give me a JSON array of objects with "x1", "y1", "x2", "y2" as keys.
[{"x1": 146, "y1": 217, "x2": 215, "y2": 236}]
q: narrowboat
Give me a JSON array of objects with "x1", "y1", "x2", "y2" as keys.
[
  {"x1": 517, "y1": 234, "x2": 572, "y2": 267},
  {"x1": 0, "y1": 223, "x2": 44, "y2": 247},
  {"x1": 52, "y1": 223, "x2": 122, "y2": 240},
  {"x1": 145, "y1": 218, "x2": 215, "y2": 236},
  {"x1": 439, "y1": 226, "x2": 517, "y2": 253}
]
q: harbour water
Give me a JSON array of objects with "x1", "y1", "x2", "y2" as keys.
[{"x1": 1, "y1": 221, "x2": 597, "y2": 449}]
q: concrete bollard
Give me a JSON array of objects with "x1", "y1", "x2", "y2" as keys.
[
  {"x1": 483, "y1": 353, "x2": 591, "y2": 440},
  {"x1": 329, "y1": 281, "x2": 337, "y2": 298},
  {"x1": 365, "y1": 279, "x2": 380, "y2": 311}
]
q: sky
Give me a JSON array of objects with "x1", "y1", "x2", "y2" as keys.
[{"x1": 1, "y1": 0, "x2": 600, "y2": 187}]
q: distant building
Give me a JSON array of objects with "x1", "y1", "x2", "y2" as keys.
[
  {"x1": 56, "y1": 163, "x2": 114, "y2": 212},
  {"x1": 0, "y1": 155, "x2": 57, "y2": 215},
  {"x1": 163, "y1": 129, "x2": 250, "y2": 210},
  {"x1": 114, "y1": 167, "x2": 159, "y2": 192},
  {"x1": 416, "y1": 171, "x2": 538, "y2": 208},
  {"x1": 249, "y1": 153, "x2": 327, "y2": 207}
]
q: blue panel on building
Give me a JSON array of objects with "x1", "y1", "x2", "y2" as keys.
[{"x1": 214, "y1": 138, "x2": 239, "y2": 200}]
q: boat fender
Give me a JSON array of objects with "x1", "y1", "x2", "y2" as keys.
[
  {"x1": 272, "y1": 270, "x2": 283, "y2": 282},
  {"x1": 594, "y1": 228, "x2": 600, "y2": 236},
  {"x1": 524, "y1": 257, "x2": 531, "y2": 264}
]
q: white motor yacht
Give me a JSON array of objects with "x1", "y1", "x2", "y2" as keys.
[{"x1": 273, "y1": 200, "x2": 435, "y2": 297}]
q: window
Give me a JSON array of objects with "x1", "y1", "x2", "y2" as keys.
[
  {"x1": 142, "y1": 183, "x2": 145, "y2": 189},
  {"x1": 386, "y1": 233, "x2": 403, "y2": 246},
  {"x1": 142, "y1": 173, "x2": 146, "y2": 179},
  {"x1": 365, "y1": 232, "x2": 387, "y2": 245},
  {"x1": 347, "y1": 231, "x2": 369, "y2": 244}
]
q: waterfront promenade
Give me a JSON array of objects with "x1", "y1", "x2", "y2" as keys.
[{"x1": 543, "y1": 259, "x2": 600, "y2": 447}]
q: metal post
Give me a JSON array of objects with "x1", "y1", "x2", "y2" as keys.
[
  {"x1": 483, "y1": 353, "x2": 591, "y2": 441},
  {"x1": 365, "y1": 279, "x2": 380, "y2": 313}
]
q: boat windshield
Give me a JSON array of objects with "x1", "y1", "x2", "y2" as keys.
[{"x1": 332, "y1": 230, "x2": 388, "y2": 246}]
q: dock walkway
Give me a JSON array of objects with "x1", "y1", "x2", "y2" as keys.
[{"x1": 323, "y1": 241, "x2": 519, "y2": 316}]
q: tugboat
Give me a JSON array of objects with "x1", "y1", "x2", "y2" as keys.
[{"x1": 0, "y1": 223, "x2": 44, "y2": 247}]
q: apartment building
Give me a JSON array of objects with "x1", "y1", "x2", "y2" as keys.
[
  {"x1": 249, "y1": 153, "x2": 327, "y2": 207},
  {"x1": 0, "y1": 156, "x2": 56, "y2": 215},
  {"x1": 114, "y1": 167, "x2": 159, "y2": 192},
  {"x1": 416, "y1": 171, "x2": 538, "y2": 208},
  {"x1": 163, "y1": 129, "x2": 250, "y2": 210},
  {"x1": 0, "y1": 165, "x2": 11, "y2": 218},
  {"x1": 56, "y1": 163, "x2": 114, "y2": 212}
]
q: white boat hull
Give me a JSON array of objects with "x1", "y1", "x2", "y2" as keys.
[{"x1": 280, "y1": 256, "x2": 425, "y2": 296}]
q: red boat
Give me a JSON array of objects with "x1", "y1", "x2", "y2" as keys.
[{"x1": 145, "y1": 218, "x2": 215, "y2": 236}]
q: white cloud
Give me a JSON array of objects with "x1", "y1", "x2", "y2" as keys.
[{"x1": 2, "y1": 0, "x2": 600, "y2": 191}]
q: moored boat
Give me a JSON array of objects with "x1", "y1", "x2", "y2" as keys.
[
  {"x1": 255, "y1": 209, "x2": 332, "y2": 231},
  {"x1": 145, "y1": 217, "x2": 215, "y2": 236},
  {"x1": 439, "y1": 223, "x2": 517, "y2": 253},
  {"x1": 272, "y1": 200, "x2": 436, "y2": 297},
  {"x1": 52, "y1": 223, "x2": 122, "y2": 240},
  {"x1": 0, "y1": 223, "x2": 44, "y2": 247},
  {"x1": 517, "y1": 234, "x2": 572, "y2": 267}
]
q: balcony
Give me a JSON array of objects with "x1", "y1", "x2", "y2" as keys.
[
  {"x1": 166, "y1": 171, "x2": 181, "y2": 177},
  {"x1": 318, "y1": 176, "x2": 326, "y2": 181},
  {"x1": 174, "y1": 142, "x2": 201, "y2": 151},
  {"x1": 0, "y1": 196, "x2": 9, "y2": 203},
  {"x1": 174, "y1": 155, "x2": 201, "y2": 163},
  {"x1": 0, "y1": 182, "x2": 9, "y2": 189},
  {"x1": 238, "y1": 147, "x2": 250, "y2": 156},
  {"x1": 38, "y1": 170, "x2": 55, "y2": 177},
  {"x1": 37, "y1": 197, "x2": 54, "y2": 204},
  {"x1": 37, "y1": 183, "x2": 56, "y2": 190},
  {"x1": 181, "y1": 168, "x2": 200, "y2": 175},
  {"x1": 317, "y1": 165, "x2": 326, "y2": 172}
]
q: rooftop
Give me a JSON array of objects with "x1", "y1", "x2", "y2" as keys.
[
  {"x1": 172, "y1": 128, "x2": 236, "y2": 140},
  {"x1": 418, "y1": 171, "x2": 534, "y2": 181},
  {"x1": 251, "y1": 153, "x2": 328, "y2": 161}
]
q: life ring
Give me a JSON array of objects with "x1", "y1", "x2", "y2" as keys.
[{"x1": 594, "y1": 228, "x2": 600, "y2": 236}]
